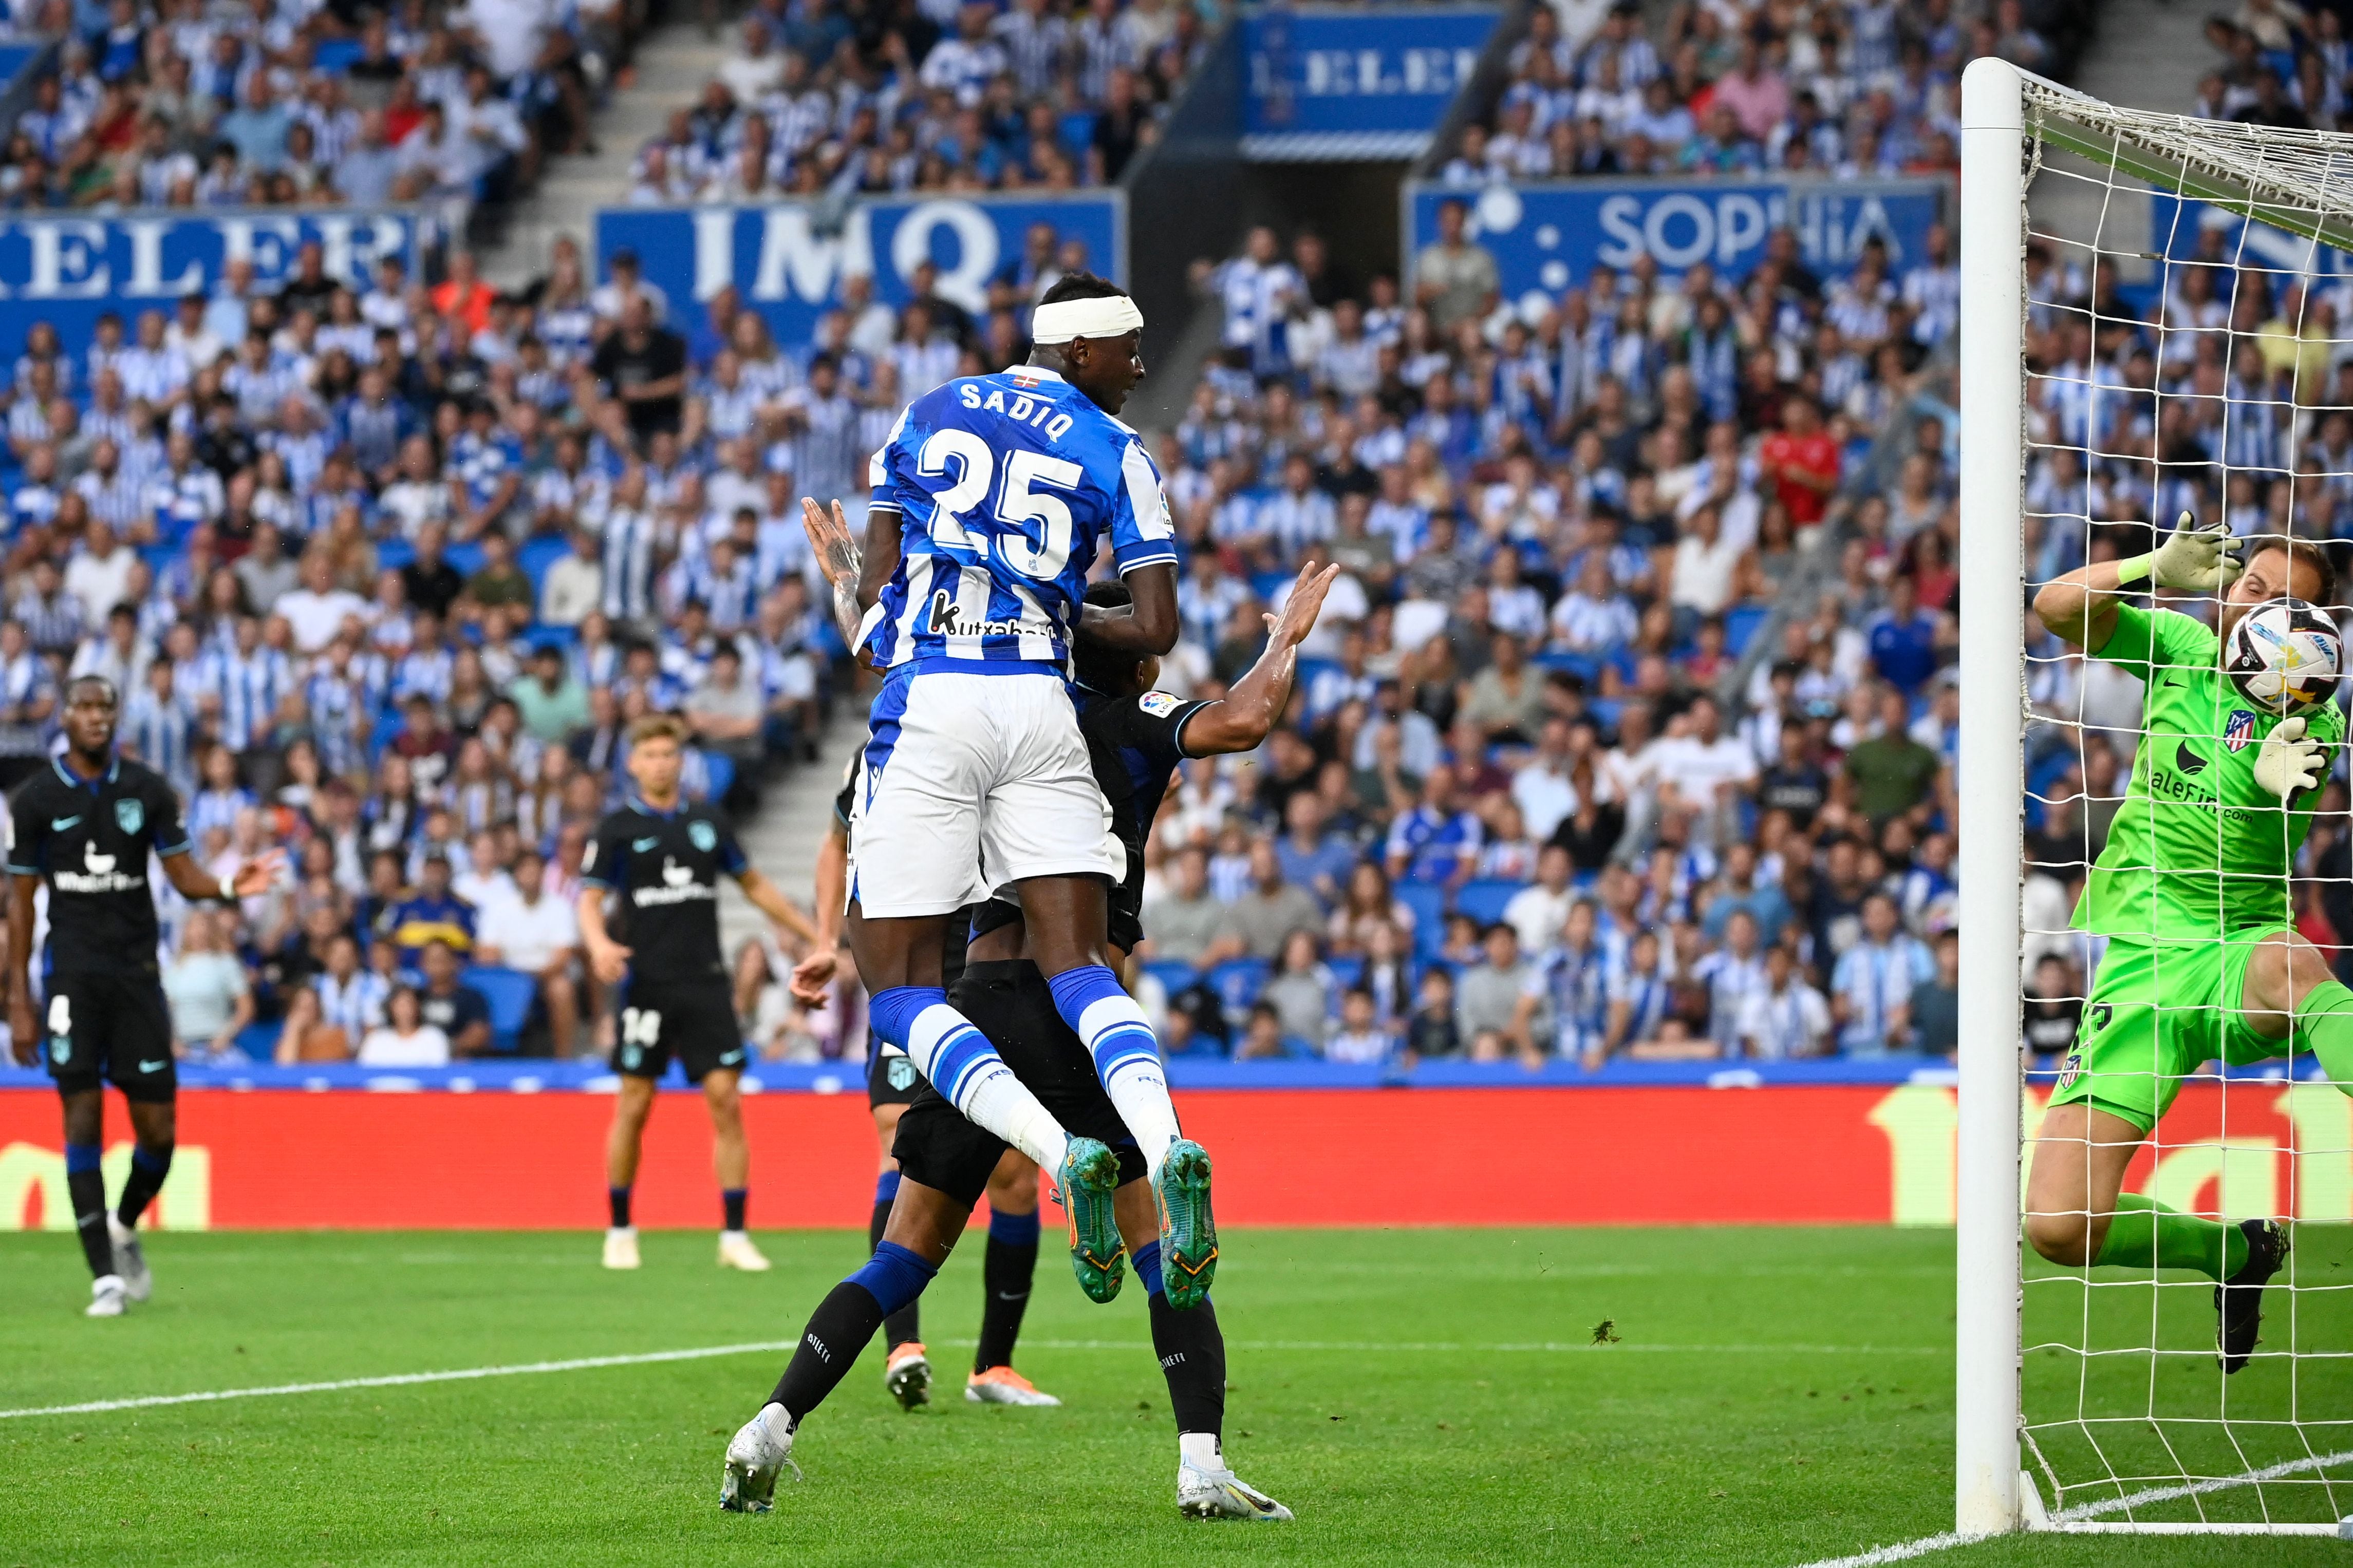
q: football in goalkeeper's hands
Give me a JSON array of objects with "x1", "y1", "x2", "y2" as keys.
[{"x1": 2224, "y1": 598, "x2": 2343, "y2": 716}]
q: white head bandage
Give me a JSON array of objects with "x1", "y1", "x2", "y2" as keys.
[{"x1": 1030, "y1": 294, "x2": 1144, "y2": 345}]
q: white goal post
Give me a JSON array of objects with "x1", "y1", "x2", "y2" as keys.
[{"x1": 1959, "y1": 55, "x2": 2353, "y2": 1540}]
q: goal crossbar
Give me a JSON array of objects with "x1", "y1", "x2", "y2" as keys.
[{"x1": 2015, "y1": 69, "x2": 2353, "y2": 256}]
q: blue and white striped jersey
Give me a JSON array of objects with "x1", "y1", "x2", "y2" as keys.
[{"x1": 862, "y1": 365, "x2": 1175, "y2": 670}]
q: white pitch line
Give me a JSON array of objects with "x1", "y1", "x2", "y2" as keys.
[
  {"x1": 2049, "y1": 1446, "x2": 2353, "y2": 1522},
  {"x1": 0, "y1": 1339, "x2": 797, "y2": 1420},
  {"x1": 1786, "y1": 1531, "x2": 1994, "y2": 1568},
  {"x1": 0, "y1": 1337, "x2": 1944, "y2": 1423},
  {"x1": 1789, "y1": 1447, "x2": 2353, "y2": 1567}
]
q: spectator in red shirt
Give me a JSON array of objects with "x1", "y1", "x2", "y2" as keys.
[
  {"x1": 432, "y1": 251, "x2": 497, "y2": 337},
  {"x1": 1759, "y1": 394, "x2": 1839, "y2": 528}
]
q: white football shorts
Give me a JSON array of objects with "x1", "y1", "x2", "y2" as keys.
[{"x1": 848, "y1": 664, "x2": 1120, "y2": 918}]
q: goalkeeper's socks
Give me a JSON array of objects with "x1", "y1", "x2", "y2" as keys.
[
  {"x1": 115, "y1": 1141, "x2": 172, "y2": 1227},
  {"x1": 1137, "y1": 1241, "x2": 1225, "y2": 1438},
  {"x1": 2095, "y1": 1192, "x2": 2249, "y2": 1281},
  {"x1": 770, "y1": 1243, "x2": 937, "y2": 1422},
  {"x1": 870, "y1": 1173, "x2": 919, "y2": 1349},
  {"x1": 869, "y1": 987, "x2": 1070, "y2": 1173},
  {"x1": 1045, "y1": 965, "x2": 1182, "y2": 1180},
  {"x1": 973, "y1": 1205, "x2": 1039, "y2": 1373},
  {"x1": 65, "y1": 1142, "x2": 111, "y2": 1278},
  {"x1": 2293, "y1": 979, "x2": 2353, "y2": 1092}
]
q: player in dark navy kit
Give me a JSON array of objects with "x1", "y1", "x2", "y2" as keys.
[
  {"x1": 724, "y1": 562, "x2": 1335, "y2": 1519},
  {"x1": 801, "y1": 765, "x2": 1057, "y2": 1410},
  {"x1": 578, "y1": 713, "x2": 823, "y2": 1274},
  {"x1": 6, "y1": 675, "x2": 279, "y2": 1317}
]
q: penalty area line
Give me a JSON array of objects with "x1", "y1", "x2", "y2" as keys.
[{"x1": 0, "y1": 1337, "x2": 1946, "y2": 1423}]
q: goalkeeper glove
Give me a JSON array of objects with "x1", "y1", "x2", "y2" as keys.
[
  {"x1": 2115, "y1": 512, "x2": 2244, "y2": 593},
  {"x1": 2253, "y1": 715, "x2": 2327, "y2": 801}
]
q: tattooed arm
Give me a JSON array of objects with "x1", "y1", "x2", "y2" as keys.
[{"x1": 800, "y1": 497, "x2": 870, "y2": 648}]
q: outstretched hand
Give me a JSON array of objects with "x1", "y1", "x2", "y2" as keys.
[
  {"x1": 1262, "y1": 561, "x2": 1342, "y2": 649},
  {"x1": 788, "y1": 947, "x2": 838, "y2": 1008},
  {"x1": 231, "y1": 849, "x2": 286, "y2": 899},
  {"x1": 800, "y1": 497, "x2": 861, "y2": 590}
]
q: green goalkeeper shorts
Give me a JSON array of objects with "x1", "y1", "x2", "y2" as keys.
[{"x1": 2048, "y1": 931, "x2": 2293, "y2": 1134}]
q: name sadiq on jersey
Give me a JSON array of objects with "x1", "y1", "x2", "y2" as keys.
[
  {"x1": 953, "y1": 381, "x2": 1077, "y2": 439},
  {"x1": 628, "y1": 857, "x2": 718, "y2": 906}
]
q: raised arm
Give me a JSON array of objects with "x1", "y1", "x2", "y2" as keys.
[
  {"x1": 1079, "y1": 561, "x2": 1179, "y2": 656},
  {"x1": 801, "y1": 498, "x2": 868, "y2": 648},
  {"x1": 2032, "y1": 512, "x2": 2240, "y2": 652},
  {"x1": 1181, "y1": 561, "x2": 1340, "y2": 755}
]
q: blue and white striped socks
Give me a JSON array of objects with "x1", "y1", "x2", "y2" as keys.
[
  {"x1": 1048, "y1": 965, "x2": 1182, "y2": 1179},
  {"x1": 869, "y1": 986, "x2": 1070, "y2": 1173}
]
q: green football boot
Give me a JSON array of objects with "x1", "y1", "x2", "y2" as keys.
[
  {"x1": 1156, "y1": 1139, "x2": 1218, "y2": 1310},
  {"x1": 1058, "y1": 1137, "x2": 1125, "y2": 1302}
]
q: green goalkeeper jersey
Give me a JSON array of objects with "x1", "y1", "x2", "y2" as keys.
[{"x1": 2073, "y1": 602, "x2": 2343, "y2": 940}]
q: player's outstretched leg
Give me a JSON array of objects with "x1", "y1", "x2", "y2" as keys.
[
  {"x1": 1126, "y1": 1229, "x2": 1287, "y2": 1521},
  {"x1": 1035, "y1": 958, "x2": 1213, "y2": 1304},
  {"x1": 721, "y1": 1240, "x2": 939, "y2": 1512},
  {"x1": 2218, "y1": 1219, "x2": 2289, "y2": 1374}
]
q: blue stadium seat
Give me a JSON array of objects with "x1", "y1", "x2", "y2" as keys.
[
  {"x1": 464, "y1": 966, "x2": 538, "y2": 1051},
  {"x1": 1324, "y1": 954, "x2": 1364, "y2": 993},
  {"x1": 1534, "y1": 650, "x2": 1601, "y2": 684},
  {"x1": 445, "y1": 541, "x2": 486, "y2": 577},
  {"x1": 518, "y1": 534, "x2": 569, "y2": 589},
  {"x1": 376, "y1": 538, "x2": 417, "y2": 572},
  {"x1": 1722, "y1": 604, "x2": 1770, "y2": 658},
  {"x1": 1142, "y1": 959, "x2": 1199, "y2": 999},
  {"x1": 525, "y1": 624, "x2": 578, "y2": 652},
  {"x1": 1393, "y1": 880, "x2": 1446, "y2": 940},
  {"x1": 700, "y1": 751, "x2": 735, "y2": 804},
  {"x1": 1204, "y1": 958, "x2": 1270, "y2": 1023},
  {"x1": 1454, "y1": 879, "x2": 1525, "y2": 928}
]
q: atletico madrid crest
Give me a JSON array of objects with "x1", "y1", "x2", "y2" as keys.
[{"x1": 2224, "y1": 709, "x2": 2257, "y2": 752}]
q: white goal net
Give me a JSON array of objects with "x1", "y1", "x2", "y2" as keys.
[{"x1": 1959, "y1": 58, "x2": 2353, "y2": 1538}]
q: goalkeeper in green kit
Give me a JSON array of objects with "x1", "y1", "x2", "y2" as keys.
[{"x1": 2030, "y1": 516, "x2": 2352, "y2": 1373}]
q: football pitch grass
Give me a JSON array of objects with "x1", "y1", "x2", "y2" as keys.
[{"x1": 1, "y1": 1226, "x2": 2348, "y2": 1567}]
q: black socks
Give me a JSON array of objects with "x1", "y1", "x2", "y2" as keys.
[
  {"x1": 65, "y1": 1143, "x2": 110, "y2": 1278},
  {"x1": 974, "y1": 1208, "x2": 1039, "y2": 1373},
  {"x1": 116, "y1": 1142, "x2": 172, "y2": 1229},
  {"x1": 770, "y1": 1280, "x2": 887, "y2": 1421}
]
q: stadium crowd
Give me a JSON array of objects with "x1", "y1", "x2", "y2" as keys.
[
  {"x1": 1066, "y1": 183, "x2": 1970, "y2": 1071},
  {"x1": 0, "y1": 207, "x2": 917, "y2": 1071},
  {"x1": 0, "y1": 0, "x2": 1211, "y2": 230},
  {"x1": 0, "y1": 0, "x2": 652, "y2": 231},
  {"x1": 1434, "y1": 0, "x2": 2097, "y2": 186},
  {"x1": 626, "y1": 0, "x2": 1209, "y2": 203}
]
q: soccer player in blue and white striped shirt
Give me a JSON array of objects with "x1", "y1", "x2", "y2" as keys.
[{"x1": 805, "y1": 275, "x2": 1212, "y2": 1328}]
